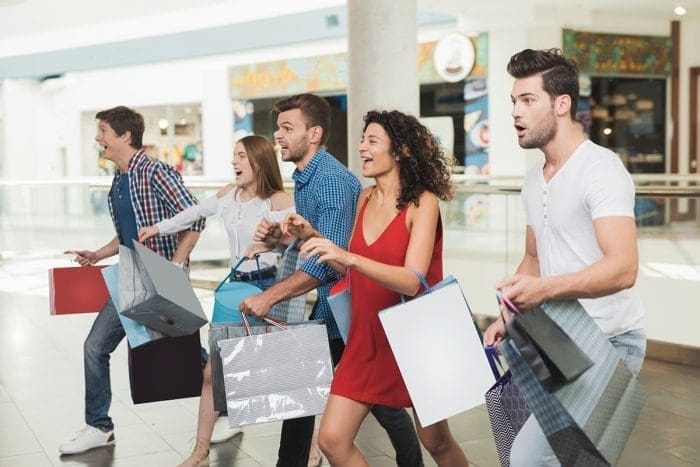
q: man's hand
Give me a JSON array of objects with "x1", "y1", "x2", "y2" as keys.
[
  {"x1": 281, "y1": 213, "x2": 317, "y2": 241},
  {"x1": 239, "y1": 292, "x2": 274, "y2": 318},
  {"x1": 484, "y1": 318, "x2": 507, "y2": 347},
  {"x1": 253, "y1": 219, "x2": 282, "y2": 245},
  {"x1": 495, "y1": 274, "x2": 549, "y2": 310},
  {"x1": 67, "y1": 250, "x2": 99, "y2": 267}
]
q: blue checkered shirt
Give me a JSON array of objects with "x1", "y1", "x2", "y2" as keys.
[{"x1": 293, "y1": 149, "x2": 362, "y2": 338}]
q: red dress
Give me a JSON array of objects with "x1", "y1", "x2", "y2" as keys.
[{"x1": 330, "y1": 196, "x2": 443, "y2": 408}]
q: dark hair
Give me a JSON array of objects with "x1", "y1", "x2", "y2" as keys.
[
  {"x1": 237, "y1": 135, "x2": 283, "y2": 199},
  {"x1": 272, "y1": 94, "x2": 331, "y2": 145},
  {"x1": 363, "y1": 110, "x2": 453, "y2": 210},
  {"x1": 507, "y1": 48, "x2": 580, "y2": 119},
  {"x1": 95, "y1": 106, "x2": 145, "y2": 149}
]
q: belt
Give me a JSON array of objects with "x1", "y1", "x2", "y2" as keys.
[{"x1": 230, "y1": 266, "x2": 277, "y2": 282}]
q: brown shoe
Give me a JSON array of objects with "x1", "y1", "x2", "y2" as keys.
[{"x1": 178, "y1": 440, "x2": 210, "y2": 467}]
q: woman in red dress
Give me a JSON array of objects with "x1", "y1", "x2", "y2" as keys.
[{"x1": 283, "y1": 110, "x2": 468, "y2": 466}]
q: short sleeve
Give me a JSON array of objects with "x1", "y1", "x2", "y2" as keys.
[{"x1": 584, "y1": 158, "x2": 635, "y2": 220}]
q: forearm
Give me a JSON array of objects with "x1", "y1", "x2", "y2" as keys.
[
  {"x1": 516, "y1": 253, "x2": 540, "y2": 276},
  {"x1": 258, "y1": 271, "x2": 320, "y2": 308},
  {"x1": 96, "y1": 237, "x2": 120, "y2": 261},
  {"x1": 543, "y1": 256, "x2": 637, "y2": 301},
  {"x1": 172, "y1": 231, "x2": 200, "y2": 263},
  {"x1": 346, "y1": 253, "x2": 422, "y2": 296}
]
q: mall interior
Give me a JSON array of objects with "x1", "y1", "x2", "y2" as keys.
[{"x1": 1, "y1": 0, "x2": 699, "y2": 465}]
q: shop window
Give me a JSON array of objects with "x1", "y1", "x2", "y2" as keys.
[{"x1": 585, "y1": 77, "x2": 666, "y2": 174}]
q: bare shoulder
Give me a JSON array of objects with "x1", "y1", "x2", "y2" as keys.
[
  {"x1": 415, "y1": 191, "x2": 439, "y2": 212},
  {"x1": 216, "y1": 183, "x2": 236, "y2": 199},
  {"x1": 269, "y1": 190, "x2": 294, "y2": 210}
]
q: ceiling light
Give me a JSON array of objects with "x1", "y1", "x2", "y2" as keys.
[
  {"x1": 603, "y1": 128, "x2": 612, "y2": 135},
  {"x1": 674, "y1": 6, "x2": 687, "y2": 15},
  {"x1": 158, "y1": 119, "x2": 169, "y2": 130}
]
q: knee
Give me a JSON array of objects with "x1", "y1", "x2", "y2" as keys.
[
  {"x1": 83, "y1": 334, "x2": 105, "y2": 360},
  {"x1": 418, "y1": 423, "x2": 457, "y2": 459},
  {"x1": 318, "y1": 426, "x2": 351, "y2": 462}
]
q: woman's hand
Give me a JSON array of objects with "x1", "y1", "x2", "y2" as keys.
[
  {"x1": 300, "y1": 238, "x2": 353, "y2": 267},
  {"x1": 244, "y1": 242, "x2": 271, "y2": 259},
  {"x1": 138, "y1": 226, "x2": 160, "y2": 243},
  {"x1": 281, "y1": 213, "x2": 317, "y2": 241}
]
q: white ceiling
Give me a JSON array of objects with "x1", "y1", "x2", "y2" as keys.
[{"x1": 0, "y1": 0, "x2": 697, "y2": 53}]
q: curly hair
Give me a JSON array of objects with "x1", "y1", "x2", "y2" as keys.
[{"x1": 363, "y1": 110, "x2": 453, "y2": 210}]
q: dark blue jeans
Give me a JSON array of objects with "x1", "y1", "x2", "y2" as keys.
[{"x1": 83, "y1": 300, "x2": 125, "y2": 432}]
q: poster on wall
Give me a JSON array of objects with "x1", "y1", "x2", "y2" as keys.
[
  {"x1": 233, "y1": 99, "x2": 254, "y2": 141},
  {"x1": 463, "y1": 78, "x2": 489, "y2": 174}
]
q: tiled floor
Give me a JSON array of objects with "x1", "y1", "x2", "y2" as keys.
[{"x1": 1, "y1": 259, "x2": 699, "y2": 466}]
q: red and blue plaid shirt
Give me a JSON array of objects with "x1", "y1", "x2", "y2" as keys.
[{"x1": 107, "y1": 150, "x2": 205, "y2": 260}]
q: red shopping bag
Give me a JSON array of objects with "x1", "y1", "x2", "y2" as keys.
[{"x1": 49, "y1": 266, "x2": 109, "y2": 315}]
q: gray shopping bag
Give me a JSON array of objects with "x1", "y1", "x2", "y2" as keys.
[
  {"x1": 119, "y1": 242, "x2": 207, "y2": 336},
  {"x1": 217, "y1": 319, "x2": 332, "y2": 427},
  {"x1": 500, "y1": 300, "x2": 646, "y2": 466},
  {"x1": 208, "y1": 318, "x2": 326, "y2": 413},
  {"x1": 265, "y1": 241, "x2": 308, "y2": 323}
]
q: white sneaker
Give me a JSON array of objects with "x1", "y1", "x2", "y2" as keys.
[
  {"x1": 59, "y1": 425, "x2": 115, "y2": 455},
  {"x1": 210, "y1": 417, "x2": 242, "y2": 444}
]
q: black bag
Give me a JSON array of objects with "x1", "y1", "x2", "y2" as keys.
[
  {"x1": 127, "y1": 331, "x2": 203, "y2": 404},
  {"x1": 506, "y1": 306, "x2": 593, "y2": 391}
]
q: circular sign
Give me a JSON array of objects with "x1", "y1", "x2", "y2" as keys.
[{"x1": 433, "y1": 33, "x2": 475, "y2": 83}]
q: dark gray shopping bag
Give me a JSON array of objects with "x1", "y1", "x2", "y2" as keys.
[
  {"x1": 119, "y1": 242, "x2": 207, "y2": 336},
  {"x1": 500, "y1": 300, "x2": 646, "y2": 466}
]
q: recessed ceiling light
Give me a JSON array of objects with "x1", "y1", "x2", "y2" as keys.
[{"x1": 674, "y1": 6, "x2": 687, "y2": 15}]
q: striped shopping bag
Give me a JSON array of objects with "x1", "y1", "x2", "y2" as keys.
[{"x1": 500, "y1": 300, "x2": 646, "y2": 466}]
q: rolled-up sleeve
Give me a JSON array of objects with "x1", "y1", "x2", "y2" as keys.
[{"x1": 152, "y1": 165, "x2": 205, "y2": 232}]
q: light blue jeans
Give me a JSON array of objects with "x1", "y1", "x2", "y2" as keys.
[{"x1": 510, "y1": 328, "x2": 646, "y2": 467}]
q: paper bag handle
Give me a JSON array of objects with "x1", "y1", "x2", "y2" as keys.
[{"x1": 239, "y1": 310, "x2": 288, "y2": 336}]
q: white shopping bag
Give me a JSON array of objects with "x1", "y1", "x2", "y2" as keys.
[{"x1": 379, "y1": 276, "x2": 494, "y2": 427}]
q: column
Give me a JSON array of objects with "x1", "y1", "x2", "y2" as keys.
[{"x1": 346, "y1": 0, "x2": 419, "y2": 176}]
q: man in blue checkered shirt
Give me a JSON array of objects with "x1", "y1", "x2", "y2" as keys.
[{"x1": 240, "y1": 94, "x2": 424, "y2": 467}]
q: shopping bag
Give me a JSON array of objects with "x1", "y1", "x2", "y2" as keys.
[
  {"x1": 211, "y1": 258, "x2": 263, "y2": 324},
  {"x1": 127, "y1": 331, "x2": 203, "y2": 404},
  {"x1": 499, "y1": 300, "x2": 646, "y2": 466},
  {"x1": 208, "y1": 317, "x2": 326, "y2": 413},
  {"x1": 502, "y1": 295, "x2": 593, "y2": 391},
  {"x1": 378, "y1": 275, "x2": 494, "y2": 427},
  {"x1": 328, "y1": 277, "x2": 350, "y2": 343},
  {"x1": 100, "y1": 264, "x2": 165, "y2": 348},
  {"x1": 217, "y1": 314, "x2": 332, "y2": 427},
  {"x1": 484, "y1": 346, "x2": 531, "y2": 467},
  {"x1": 49, "y1": 265, "x2": 109, "y2": 315},
  {"x1": 119, "y1": 242, "x2": 207, "y2": 336},
  {"x1": 265, "y1": 241, "x2": 308, "y2": 323}
]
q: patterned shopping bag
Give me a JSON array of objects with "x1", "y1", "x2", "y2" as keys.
[
  {"x1": 484, "y1": 347, "x2": 531, "y2": 467},
  {"x1": 500, "y1": 300, "x2": 646, "y2": 466}
]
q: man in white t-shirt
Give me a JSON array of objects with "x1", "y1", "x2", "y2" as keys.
[{"x1": 484, "y1": 48, "x2": 646, "y2": 466}]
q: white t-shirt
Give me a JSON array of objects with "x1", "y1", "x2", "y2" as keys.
[
  {"x1": 156, "y1": 189, "x2": 294, "y2": 272},
  {"x1": 521, "y1": 140, "x2": 645, "y2": 337}
]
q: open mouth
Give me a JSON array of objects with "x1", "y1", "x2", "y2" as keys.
[
  {"x1": 234, "y1": 169, "x2": 242, "y2": 177},
  {"x1": 514, "y1": 124, "x2": 526, "y2": 137},
  {"x1": 360, "y1": 156, "x2": 373, "y2": 168}
]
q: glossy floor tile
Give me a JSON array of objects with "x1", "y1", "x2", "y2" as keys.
[{"x1": 1, "y1": 259, "x2": 699, "y2": 466}]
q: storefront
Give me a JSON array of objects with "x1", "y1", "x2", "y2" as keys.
[{"x1": 227, "y1": 34, "x2": 489, "y2": 172}]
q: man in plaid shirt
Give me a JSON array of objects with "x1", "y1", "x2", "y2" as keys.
[
  {"x1": 241, "y1": 94, "x2": 424, "y2": 467},
  {"x1": 60, "y1": 106, "x2": 204, "y2": 455}
]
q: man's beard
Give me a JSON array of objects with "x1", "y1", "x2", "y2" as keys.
[
  {"x1": 519, "y1": 111, "x2": 557, "y2": 149},
  {"x1": 284, "y1": 137, "x2": 309, "y2": 163}
]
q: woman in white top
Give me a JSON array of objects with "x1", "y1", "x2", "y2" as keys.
[{"x1": 139, "y1": 135, "x2": 293, "y2": 467}]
